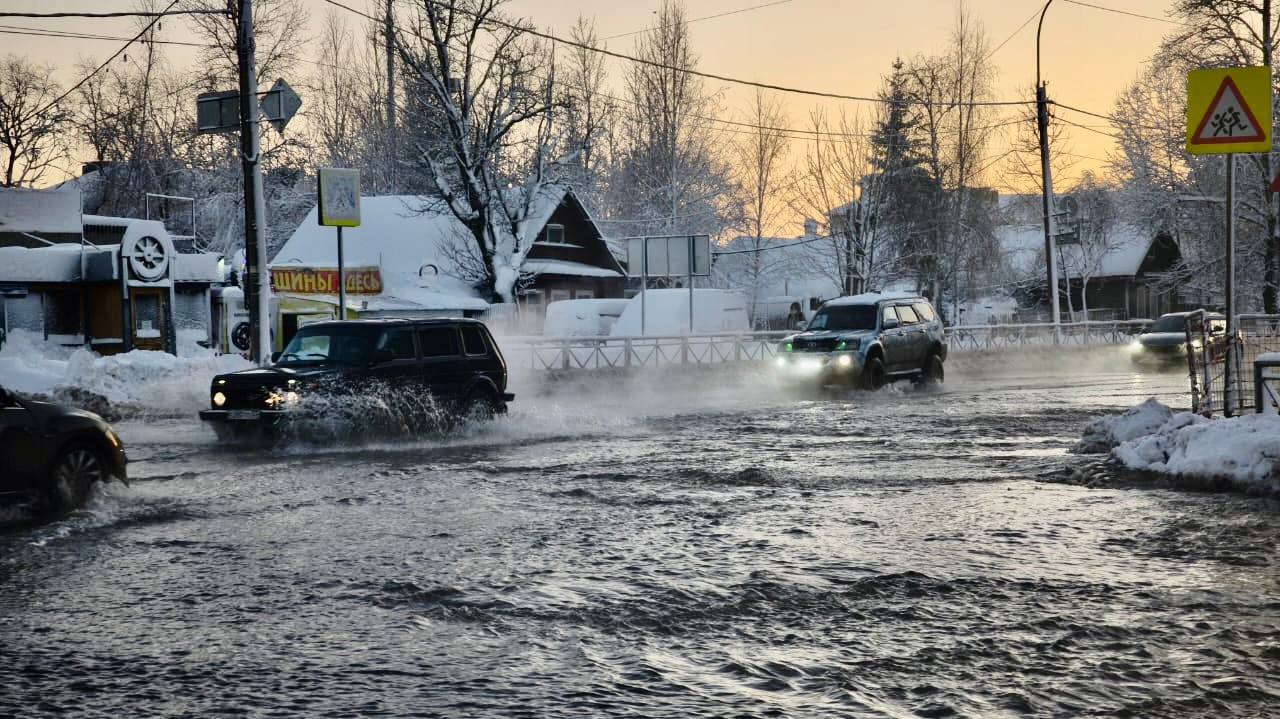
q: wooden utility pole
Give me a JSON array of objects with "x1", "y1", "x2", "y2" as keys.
[{"x1": 237, "y1": 0, "x2": 270, "y2": 364}]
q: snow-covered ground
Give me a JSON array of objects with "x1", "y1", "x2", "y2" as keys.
[
  {"x1": 1078, "y1": 398, "x2": 1280, "y2": 495},
  {"x1": 0, "y1": 330, "x2": 251, "y2": 417}
]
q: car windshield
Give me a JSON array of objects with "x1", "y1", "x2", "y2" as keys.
[
  {"x1": 807, "y1": 304, "x2": 878, "y2": 332},
  {"x1": 1148, "y1": 315, "x2": 1187, "y2": 333},
  {"x1": 276, "y1": 325, "x2": 378, "y2": 366}
]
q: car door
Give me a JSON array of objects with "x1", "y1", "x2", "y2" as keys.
[
  {"x1": 0, "y1": 388, "x2": 43, "y2": 490},
  {"x1": 459, "y1": 324, "x2": 499, "y2": 395},
  {"x1": 879, "y1": 305, "x2": 908, "y2": 372},
  {"x1": 894, "y1": 303, "x2": 927, "y2": 368},
  {"x1": 370, "y1": 326, "x2": 420, "y2": 392},
  {"x1": 416, "y1": 325, "x2": 466, "y2": 404}
]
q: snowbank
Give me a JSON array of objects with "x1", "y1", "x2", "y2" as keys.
[
  {"x1": 1077, "y1": 398, "x2": 1280, "y2": 495},
  {"x1": 0, "y1": 329, "x2": 251, "y2": 417},
  {"x1": 1076, "y1": 398, "x2": 1174, "y2": 453}
]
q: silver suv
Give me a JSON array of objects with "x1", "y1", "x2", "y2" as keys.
[{"x1": 774, "y1": 293, "x2": 947, "y2": 389}]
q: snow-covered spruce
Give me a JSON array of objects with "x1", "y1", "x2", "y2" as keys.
[{"x1": 1077, "y1": 398, "x2": 1280, "y2": 495}]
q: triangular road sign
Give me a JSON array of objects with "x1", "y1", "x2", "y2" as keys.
[{"x1": 1190, "y1": 75, "x2": 1266, "y2": 145}]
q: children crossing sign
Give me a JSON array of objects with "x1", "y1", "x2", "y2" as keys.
[{"x1": 1186, "y1": 67, "x2": 1272, "y2": 154}]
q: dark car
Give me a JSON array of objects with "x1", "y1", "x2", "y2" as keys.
[
  {"x1": 199, "y1": 318, "x2": 514, "y2": 439},
  {"x1": 775, "y1": 293, "x2": 947, "y2": 389},
  {"x1": 0, "y1": 385, "x2": 128, "y2": 511},
  {"x1": 1129, "y1": 311, "x2": 1225, "y2": 366}
]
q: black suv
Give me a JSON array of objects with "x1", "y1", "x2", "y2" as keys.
[
  {"x1": 199, "y1": 318, "x2": 513, "y2": 439},
  {"x1": 0, "y1": 385, "x2": 128, "y2": 511}
]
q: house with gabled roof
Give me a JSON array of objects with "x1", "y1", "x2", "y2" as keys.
[{"x1": 269, "y1": 186, "x2": 624, "y2": 344}]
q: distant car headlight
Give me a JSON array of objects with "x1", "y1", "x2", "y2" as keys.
[
  {"x1": 213, "y1": 391, "x2": 227, "y2": 407},
  {"x1": 1127, "y1": 341, "x2": 1144, "y2": 355},
  {"x1": 775, "y1": 356, "x2": 788, "y2": 368},
  {"x1": 837, "y1": 354, "x2": 853, "y2": 367}
]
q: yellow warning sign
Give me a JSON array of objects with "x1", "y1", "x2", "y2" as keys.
[{"x1": 1186, "y1": 67, "x2": 1272, "y2": 154}]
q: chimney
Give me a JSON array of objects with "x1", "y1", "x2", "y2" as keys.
[{"x1": 803, "y1": 217, "x2": 818, "y2": 238}]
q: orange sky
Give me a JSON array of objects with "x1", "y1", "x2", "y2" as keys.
[{"x1": 8, "y1": 0, "x2": 1177, "y2": 207}]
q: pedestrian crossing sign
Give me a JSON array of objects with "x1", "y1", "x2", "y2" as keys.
[{"x1": 1186, "y1": 66, "x2": 1272, "y2": 154}]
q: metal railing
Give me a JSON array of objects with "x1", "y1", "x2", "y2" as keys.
[
  {"x1": 501, "y1": 321, "x2": 1147, "y2": 372},
  {"x1": 944, "y1": 320, "x2": 1150, "y2": 351}
]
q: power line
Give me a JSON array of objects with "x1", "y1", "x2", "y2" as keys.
[
  {"x1": 985, "y1": 6, "x2": 1043, "y2": 60},
  {"x1": 29, "y1": 0, "x2": 179, "y2": 121},
  {"x1": 1061, "y1": 0, "x2": 1189, "y2": 26},
  {"x1": 600, "y1": 0, "x2": 796, "y2": 41},
  {"x1": 0, "y1": 9, "x2": 225, "y2": 19},
  {"x1": 0, "y1": 24, "x2": 209, "y2": 47},
  {"x1": 319, "y1": 0, "x2": 1034, "y2": 108}
]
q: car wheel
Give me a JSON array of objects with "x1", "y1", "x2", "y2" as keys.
[
  {"x1": 861, "y1": 356, "x2": 886, "y2": 391},
  {"x1": 920, "y1": 353, "x2": 944, "y2": 385},
  {"x1": 47, "y1": 444, "x2": 107, "y2": 510},
  {"x1": 461, "y1": 391, "x2": 499, "y2": 422}
]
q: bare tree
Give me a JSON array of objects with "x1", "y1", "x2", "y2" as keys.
[
  {"x1": 308, "y1": 10, "x2": 363, "y2": 168},
  {"x1": 0, "y1": 55, "x2": 67, "y2": 188},
  {"x1": 561, "y1": 15, "x2": 614, "y2": 204},
  {"x1": 393, "y1": 0, "x2": 566, "y2": 302},
  {"x1": 183, "y1": 0, "x2": 311, "y2": 88},
  {"x1": 610, "y1": 0, "x2": 734, "y2": 243},
  {"x1": 731, "y1": 89, "x2": 790, "y2": 323},
  {"x1": 1059, "y1": 172, "x2": 1123, "y2": 319}
]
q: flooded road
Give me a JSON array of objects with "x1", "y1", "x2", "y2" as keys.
[{"x1": 2, "y1": 349, "x2": 1277, "y2": 717}]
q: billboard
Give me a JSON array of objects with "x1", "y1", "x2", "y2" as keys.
[{"x1": 625, "y1": 235, "x2": 711, "y2": 278}]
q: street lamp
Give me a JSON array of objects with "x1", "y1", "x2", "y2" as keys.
[{"x1": 1036, "y1": 0, "x2": 1063, "y2": 336}]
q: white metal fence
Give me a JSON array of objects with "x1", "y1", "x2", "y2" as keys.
[{"x1": 500, "y1": 321, "x2": 1149, "y2": 372}]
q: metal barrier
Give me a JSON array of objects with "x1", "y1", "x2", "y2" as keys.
[
  {"x1": 502, "y1": 332, "x2": 792, "y2": 371},
  {"x1": 1185, "y1": 313, "x2": 1280, "y2": 416},
  {"x1": 501, "y1": 321, "x2": 1147, "y2": 372},
  {"x1": 944, "y1": 320, "x2": 1149, "y2": 351}
]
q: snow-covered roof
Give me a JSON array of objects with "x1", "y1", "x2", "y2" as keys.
[
  {"x1": 0, "y1": 244, "x2": 90, "y2": 282},
  {"x1": 173, "y1": 253, "x2": 222, "y2": 283},
  {"x1": 1058, "y1": 225, "x2": 1155, "y2": 279},
  {"x1": 523, "y1": 258, "x2": 622, "y2": 278},
  {"x1": 272, "y1": 195, "x2": 485, "y2": 308},
  {"x1": 0, "y1": 186, "x2": 81, "y2": 235}
]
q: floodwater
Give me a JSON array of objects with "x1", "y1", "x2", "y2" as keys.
[{"x1": 1, "y1": 349, "x2": 1276, "y2": 717}]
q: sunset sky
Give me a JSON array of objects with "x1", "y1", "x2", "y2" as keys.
[{"x1": 8, "y1": 0, "x2": 1180, "y2": 213}]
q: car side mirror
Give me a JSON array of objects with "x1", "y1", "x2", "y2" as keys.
[
  {"x1": 882, "y1": 318, "x2": 899, "y2": 331},
  {"x1": 270, "y1": 351, "x2": 281, "y2": 363},
  {"x1": 369, "y1": 348, "x2": 396, "y2": 365}
]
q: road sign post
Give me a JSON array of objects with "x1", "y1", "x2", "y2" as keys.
[
  {"x1": 624, "y1": 235, "x2": 711, "y2": 335},
  {"x1": 1186, "y1": 66, "x2": 1272, "y2": 416},
  {"x1": 317, "y1": 168, "x2": 362, "y2": 318}
]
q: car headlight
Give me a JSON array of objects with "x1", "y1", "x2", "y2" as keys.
[
  {"x1": 775, "y1": 356, "x2": 788, "y2": 368},
  {"x1": 213, "y1": 391, "x2": 227, "y2": 407},
  {"x1": 837, "y1": 354, "x2": 853, "y2": 367}
]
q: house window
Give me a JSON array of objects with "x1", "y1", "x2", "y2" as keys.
[
  {"x1": 574, "y1": 290, "x2": 594, "y2": 299},
  {"x1": 522, "y1": 290, "x2": 544, "y2": 306},
  {"x1": 550, "y1": 290, "x2": 571, "y2": 304},
  {"x1": 545, "y1": 224, "x2": 566, "y2": 244}
]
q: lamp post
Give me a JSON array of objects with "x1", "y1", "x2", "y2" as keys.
[{"x1": 1036, "y1": 0, "x2": 1063, "y2": 338}]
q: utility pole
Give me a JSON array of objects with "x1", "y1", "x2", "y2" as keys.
[
  {"x1": 1036, "y1": 1, "x2": 1062, "y2": 340},
  {"x1": 1264, "y1": 0, "x2": 1277, "y2": 314},
  {"x1": 237, "y1": 0, "x2": 270, "y2": 364}
]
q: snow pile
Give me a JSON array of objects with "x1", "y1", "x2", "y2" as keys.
[
  {"x1": 1077, "y1": 398, "x2": 1280, "y2": 495},
  {"x1": 0, "y1": 329, "x2": 251, "y2": 417},
  {"x1": 1076, "y1": 397, "x2": 1174, "y2": 453}
]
